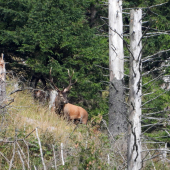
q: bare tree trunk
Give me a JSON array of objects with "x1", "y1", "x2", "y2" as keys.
[
  {"x1": 128, "y1": 9, "x2": 142, "y2": 170},
  {"x1": 49, "y1": 90, "x2": 58, "y2": 112},
  {"x1": 0, "y1": 53, "x2": 6, "y2": 112},
  {"x1": 108, "y1": 0, "x2": 127, "y2": 136}
]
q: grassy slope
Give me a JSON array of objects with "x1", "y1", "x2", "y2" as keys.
[
  {"x1": 0, "y1": 79, "x2": 111, "y2": 169},
  {"x1": 1, "y1": 78, "x2": 170, "y2": 169}
]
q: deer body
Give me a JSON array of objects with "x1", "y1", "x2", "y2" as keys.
[{"x1": 63, "y1": 103, "x2": 88, "y2": 124}]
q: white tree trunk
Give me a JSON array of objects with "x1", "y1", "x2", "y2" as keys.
[
  {"x1": 108, "y1": 0, "x2": 127, "y2": 136},
  {"x1": 109, "y1": 0, "x2": 124, "y2": 81},
  {"x1": 128, "y1": 9, "x2": 142, "y2": 170},
  {"x1": 49, "y1": 90, "x2": 58, "y2": 112},
  {"x1": 0, "y1": 53, "x2": 6, "y2": 111}
]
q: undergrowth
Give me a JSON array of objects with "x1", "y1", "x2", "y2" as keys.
[
  {"x1": 0, "y1": 78, "x2": 169, "y2": 169},
  {"x1": 0, "y1": 82, "x2": 113, "y2": 169}
]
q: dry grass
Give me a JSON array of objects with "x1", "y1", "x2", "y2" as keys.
[
  {"x1": 8, "y1": 90, "x2": 83, "y2": 143},
  {"x1": 0, "y1": 80, "x2": 112, "y2": 169},
  {"x1": 1, "y1": 78, "x2": 169, "y2": 169}
]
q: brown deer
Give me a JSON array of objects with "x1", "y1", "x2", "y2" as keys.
[
  {"x1": 50, "y1": 68, "x2": 88, "y2": 124},
  {"x1": 34, "y1": 90, "x2": 47, "y2": 101}
]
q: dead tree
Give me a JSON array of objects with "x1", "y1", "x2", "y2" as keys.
[
  {"x1": 127, "y1": 9, "x2": 142, "y2": 170},
  {"x1": 108, "y1": 0, "x2": 127, "y2": 137},
  {"x1": 0, "y1": 53, "x2": 6, "y2": 112}
]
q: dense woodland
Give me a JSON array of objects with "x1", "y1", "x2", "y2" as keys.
[
  {"x1": 1, "y1": 0, "x2": 170, "y2": 169},
  {"x1": 0, "y1": 0, "x2": 110, "y2": 118}
]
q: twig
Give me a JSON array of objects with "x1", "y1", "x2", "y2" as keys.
[
  {"x1": 123, "y1": 2, "x2": 168, "y2": 10},
  {"x1": 108, "y1": 154, "x2": 110, "y2": 165},
  {"x1": 94, "y1": 64, "x2": 110, "y2": 70},
  {"x1": 9, "y1": 142, "x2": 16, "y2": 170},
  {"x1": 0, "y1": 151, "x2": 11, "y2": 167},
  {"x1": 142, "y1": 49, "x2": 170, "y2": 62},
  {"x1": 146, "y1": 32, "x2": 170, "y2": 35},
  {"x1": 142, "y1": 149, "x2": 170, "y2": 152},
  {"x1": 9, "y1": 89, "x2": 23, "y2": 95},
  {"x1": 52, "y1": 145, "x2": 57, "y2": 170},
  {"x1": 141, "y1": 117, "x2": 168, "y2": 134},
  {"x1": 164, "y1": 130, "x2": 170, "y2": 137},
  {"x1": 150, "y1": 135, "x2": 170, "y2": 139},
  {"x1": 142, "y1": 90, "x2": 169, "y2": 107},
  {"x1": 34, "y1": 165, "x2": 37, "y2": 170},
  {"x1": 138, "y1": 25, "x2": 150, "y2": 46},
  {"x1": 142, "y1": 73, "x2": 163, "y2": 87},
  {"x1": 36, "y1": 128, "x2": 46, "y2": 170},
  {"x1": 142, "y1": 66, "x2": 165, "y2": 76},
  {"x1": 144, "y1": 34, "x2": 170, "y2": 38},
  {"x1": 23, "y1": 139, "x2": 30, "y2": 170},
  {"x1": 100, "y1": 16, "x2": 135, "y2": 60},
  {"x1": 16, "y1": 141, "x2": 30, "y2": 170},
  {"x1": 24, "y1": 128, "x2": 37, "y2": 139},
  {"x1": 142, "y1": 153, "x2": 162, "y2": 162},
  {"x1": 112, "y1": 29, "x2": 135, "y2": 60},
  {"x1": 101, "y1": 119, "x2": 126, "y2": 163},
  {"x1": 142, "y1": 142, "x2": 166, "y2": 144},
  {"x1": 69, "y1": 123, "x2": 80, "y2": 138},
  {"x1": 143, "y1": 110, "x2": 166, "y2": 116},
  {"x1": 144, "y1": 145, "x2": 156, "y2": 170},
  {"x1": 142, "y1": 75, "x2": 163, "y2": 95},
  {"x1": 61, "y1": 143, "x2": 65, "y2": 165},
  {"x1": 148, "y1": 9, "x2": 159, "y2": 16},
  {"x1": 164, "y1": 158, "x2": 170, "y2": 163},
  {"x1": 141, "y1": 92, "x2": 154, "y2": 96},
  {"x1": 141, "y1": 117, "x2": 166, "y2": 121},
  {"x1": 0, "y1": 99, "x2": 14, "y2": 109},
  {"x1": 142, "y1": 123, "x2": 164, "y2": 128},
  {"x1": 142, "y1": 26, "x2": 170, "y2": 32},
  {"x1": 17, "y1": 150, "x2": 25, "y2": 170},
  {"x1": 145, "y1": 2, "x2": 168, "y2": 9}
]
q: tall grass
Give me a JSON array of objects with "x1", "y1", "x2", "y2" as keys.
[
  {"x1": 1, "y1": 78, "x2": 169, "y2": 169},
  {"x1": 0, "y1": 80, "x2": 113, "y2": 169}
]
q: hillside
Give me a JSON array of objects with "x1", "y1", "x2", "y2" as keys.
[
  {"x1": 0, "y1": 75, "x2": 170, "y2": 169},
  {"x1": 0, "y1": 77, "x2": 113, "y2": 170}
]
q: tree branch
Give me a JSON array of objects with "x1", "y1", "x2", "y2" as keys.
[
  {"x1": 142, "y1": 89, "x2": 169, "y2": 107},
  {"x1": 142, "y1": 49, "x2": 170, "y2": 63}
]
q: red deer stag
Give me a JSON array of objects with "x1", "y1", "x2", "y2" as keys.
[{"x1": 50, "y1": 68, "x2": 88, "y2": 124}]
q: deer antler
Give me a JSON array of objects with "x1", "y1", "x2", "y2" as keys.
[
  {"x1": 63, "y1": 69, "x2": 77, "y2": 92},
  {"x1": 50, "y1": 67, "x2": 61, "y2": 92}
]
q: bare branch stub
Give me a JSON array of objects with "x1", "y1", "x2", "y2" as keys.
[{"x1": 0, "y1": 53, "x2": 5, "y2": 81}]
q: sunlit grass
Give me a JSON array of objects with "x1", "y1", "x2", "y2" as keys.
[
  {"x1": 8, "y1": 90, "x2": 79, "y2": 143},
  {"x1": 0, "y1": 78, "x2": 115, "y2": 169},
  {"x1": 5, "y1": 80, "x2": 103, "y2": 145}
]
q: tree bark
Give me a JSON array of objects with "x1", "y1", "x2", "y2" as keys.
[
  {"x1": 108, "y1": 0, "x2": 127, "y2": 137},
  {"x1": 128, "y1": 9, "x2": 142, "y2": 170},
  {"x1": 0, "y1": 53, "x2": 6, "y2": 113}
]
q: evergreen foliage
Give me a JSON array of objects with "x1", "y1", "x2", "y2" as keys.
[
  {"x1": 1, "y1": 0, "x2": 170, "y2": 168},
  {"x1": 1, "y1": 0, "x2": 170, "y2": 138},
  {"x1": 0, "y1": 0, "x2": 109, "y2": 117}
]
